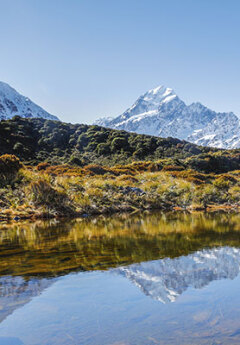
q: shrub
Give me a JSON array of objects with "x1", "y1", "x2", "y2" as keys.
[
  {"x1": 84, "y1": 164, "x2": 110, "y2": 175},
  {"x1": 97, "y1": 143, "x2": 111, "y2": 155},
  {"x1": 229, "y1": 185, "x2": 240, "y2": 202},
  {"x1": 28, "y1": 179, "x2": 72, "y2": 214},
  {"x1": 0, "y1": 154, "x2": 22, "y2": 186},
  {"x1": 213, "y1": 174, "x2": 237, "y2": 190},
  {"x1": 111, "y1": 137, "x2": 128, "y2": 152},
  {"x1": 162, "y1": 165, "x2": 184, "y2": 172},
  {"x1": 68, "y1": 156, "x2": 82, "y2": 166},
  {"x1": 117, "y1": 174, "x2": 138, "y2": 183},
  {"x1": 13, "y1": 142, "x2": 24, "y2": 152},
  {"x1": 185, "y1": 176, "x2": 204, "y2": 185},
  {"x1": 36, "y1": 162, "x2": 50, "y2": 171}
]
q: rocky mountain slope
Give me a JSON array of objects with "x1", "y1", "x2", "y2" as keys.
[
  {"x1": 95, "y1": 86, "x2": 240, "y2": 149},
  {"x1": 117, "y1": 247, "x2": 240, "y2": 303},
  {"x1": 0, "y1": 81, "x2": 58, "y2": 121}
]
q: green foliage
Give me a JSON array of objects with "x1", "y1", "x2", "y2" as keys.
[
  {"x1": 0, "y1": 117, "x2": 240, "y2": 175},
  {"x1": 0, "y1": 117, "x2": 213, "y2": 166},
  {"x1": 111, "y1": 137, "x2": 128, "y2": 152},
  {"x1": 97, "y1": 143, "x2": 111, "y2": 155}
]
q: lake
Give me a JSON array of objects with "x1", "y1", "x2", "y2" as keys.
[{"x1": 0, "y1": 212, "x2": 240, "y2": 345}]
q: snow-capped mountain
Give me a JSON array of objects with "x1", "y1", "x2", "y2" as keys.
[
  {"x1": 0, "y1": 81, "x2": 59, "y2": 121},
  {"x1": 95, "y1": 86, "x2": 240, "y2": 149},
  {"x1": 117, "y1": 247, "x2": 240, "y2": 303}
]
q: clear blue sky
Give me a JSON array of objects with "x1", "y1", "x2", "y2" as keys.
[{"x1": 0, "y1": 0, "x2": 240, "y2": 123}]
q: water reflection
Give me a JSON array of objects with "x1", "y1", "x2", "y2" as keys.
[
  {"x1": 0, "y1": 276, "x2": 55, "y2": 323},
  {"x1": 0, "y1": 211, "x2": 240, "y2": 277},
  {"x1": 0, "y1": 212, "x2": 240, "y2": 344},
  {"x1": 117, "y1": 247, "x2": 240, "y2": 303}
]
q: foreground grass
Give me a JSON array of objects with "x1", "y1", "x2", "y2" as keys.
[{"x1": 0, "y1": 155, "x2": 240, "y2": 220}]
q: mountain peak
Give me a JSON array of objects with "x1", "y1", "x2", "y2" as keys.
[
  {"x1": 94, "y1": 85, "x2": 240, "y2": 148},
  {"x1": 0, "y1": 81, "x2": 59, "y2": 121},
  {"x1": 142, "y1": 85, "x2": 177, "y2": 104},
  {"x1": 145, "y1": 85, "x2": 172, "y2": 95},
  {"x1": 110, "y1": 85, "x2": 181, "y2": 125},
  {"x1": 0, "y1": 81, "x2": 13, "y2": 88}
]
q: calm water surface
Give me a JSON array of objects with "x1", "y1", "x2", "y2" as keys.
[{"x1": 0, "y1": 212, "x2": 240, "y2": 344}]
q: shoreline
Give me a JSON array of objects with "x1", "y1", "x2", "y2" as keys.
[{"x1": 0, "y1": 203, "x2": 239, "y2": 222}]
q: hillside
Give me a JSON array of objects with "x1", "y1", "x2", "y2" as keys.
[
  {"x1": 1, "y1": 116, "x2": 240, "y2": 174},
  {"x1": 0, "y1": 116, "x2": 207, "y2": 164},
  {"x1": 0, "y1": 118, "x2": 240, "y2": 219}
]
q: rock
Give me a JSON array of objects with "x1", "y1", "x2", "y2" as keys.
[{"x1": 120, "y1": 186, "x2": 145, "y2": 195}]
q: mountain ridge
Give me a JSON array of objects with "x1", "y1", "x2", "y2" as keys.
[
  {"x1": 95, "y1": 86, "x2": 240, "y2": 149},
  {"x1": 0, "y1": 81, "x2": 59, "y2": 121}
]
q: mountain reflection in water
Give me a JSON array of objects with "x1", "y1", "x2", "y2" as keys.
[
  {"x1": 0, "y1": 212, "x2": 240, "y2": 344},
  {"x1": 117, "y1": 247, "x2": 240, "y2": 303},
  {"x1": 0, "y1": 276, "x2": 55, "y2": 323}
]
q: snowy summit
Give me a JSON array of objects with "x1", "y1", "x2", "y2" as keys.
[
  {"x1": 95, "y1": 85, "x2": 240, "y2": 149},
  {"x1": 0, "y1": 81, "x2": 59, "y2": 121}
]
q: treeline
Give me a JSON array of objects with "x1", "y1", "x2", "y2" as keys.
[
  {"x1": 0, "y1": 116, "x2": 212, "y2": 164},
  {"x1": 0, "y1": 116, "x2": 240, "y2": 173}
]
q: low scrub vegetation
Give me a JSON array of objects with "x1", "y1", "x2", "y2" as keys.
[
  {"x1": 0, "y1": 117, "x2": 240, "y2": 175},
  {"x1": 0, "y1": 154, "x2": 240, "y2": 220},
  {"x1": 0, "y1": 116, "x2": 222, "y2": 166},
  {"x1": 0, "y1": 154, "x2": 22, "y2": 187},
  {"x1": 1, "y1": 118, "x2": 240, "y2": 219}
]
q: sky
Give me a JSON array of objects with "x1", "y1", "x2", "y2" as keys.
[{"x1": 0, "y1": 0, "x2": 240, "y2": 123}]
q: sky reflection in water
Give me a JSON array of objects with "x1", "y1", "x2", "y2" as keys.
[{"x1": 0, "y1": 212, "x2": 240, "y2": 344}]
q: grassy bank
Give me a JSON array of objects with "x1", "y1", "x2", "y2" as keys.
[{"x1": 0, "y1": 155, "x2": 240, "y2": 220}]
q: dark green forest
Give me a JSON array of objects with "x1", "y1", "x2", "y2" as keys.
[{"x1": 1, "y1": 116, "x2": 240, "y2": 173}]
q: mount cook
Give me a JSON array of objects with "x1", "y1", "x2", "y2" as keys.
[
  {"x1": 95, "y1": 86, "x2": 240, "y2": 149},
  {"x1": 1, "y1": 81, "x2": 239, "y2": 149}
]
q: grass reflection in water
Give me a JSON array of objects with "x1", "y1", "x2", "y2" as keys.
[
  {"x1": 0, "y1": 211, "x2": 240, "y2": 277},
  {"x1": 1, "y1": 211, "x2": 240, "y2": 344}
]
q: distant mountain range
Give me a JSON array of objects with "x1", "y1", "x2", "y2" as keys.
[
  {"x1": 95, "y1": 86, "x2": 240, "y2": 149},
  {"x1": 1, "y1": 81, "x2": 239, "y2": 149},
  {"x1": 0, "y1": 81, "x2": 58, "y2": 121}
]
